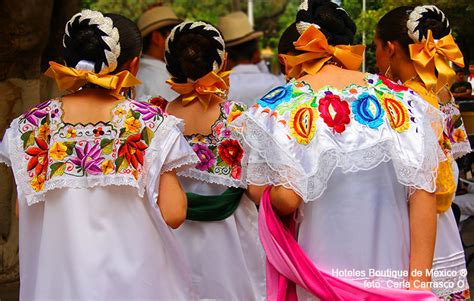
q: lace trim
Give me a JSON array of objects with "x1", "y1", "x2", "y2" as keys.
[
  {"x1": 232, "y1": 103, "x2": 444, "y2": 202},
  {"x1": 451, "y1": 142, "x2": 472, "y2": 160},
  {"x1": 177, "y1": 169, "x2": 246, "y2": 189},
  {"x1": 25, "y1": 176, "x2": 144, "y2": 206},
  {"x1": 431, "y1": 263, "x2": 469, "y2": 298},
  {"x1": 162, "y1": 154, "x2": 199, "y2": 174}
]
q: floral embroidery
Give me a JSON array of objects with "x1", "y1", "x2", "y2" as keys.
[
  {"x1": 453, "y1": 128, "x2": 466, "y2": 143},
  {"x1": 23, "y1": 101, "x2": 51, "y2": 126},
  {"x1": 380, "y1": 94, "x2": 410, "y2": 133},
  {"x1": 259, "y1": 85, "x2": 293, "y2": 110},
  {"x1": 352, "y1": 92, "x2": 385, "y2": 129},
  {"x1": 49, "y1": 142, "x2": 68, "y2": 161},
  {"x1": 18, "y1": 99, "x2": 165, "y2": 192},
  {"x1": 378, "y1": 75, "x2": 408, "y2": 92},
  {"x1": 441, "y1": 289, "x2": 470, "y2": 300},
  {"x1": 183, "y1": 101, "x2": 246, "y2": 182},
  {"x1": 194, "y1": 143, "x2": 216, "y2": 171},
  {"x1": 71, "y1": 142, "x2": 105, "y2": 175},
  {"x1": 318, "y1": 92, "x2": 351, "y2": 133},
  {"x1": 218, "y1": 139, "x2": 244, "y2": 166},
  {"x1": 290, "y1": 105, "x2": 317, "y2": 144}
]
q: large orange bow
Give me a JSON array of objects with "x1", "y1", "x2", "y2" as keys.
[
  {"x1": 166, "y1": 71, "x2": 231, "y2": 111},
  {"x1": 409, "y1": 30, "x2": 464, "y2": 93},
  {"x1": 279, "y1": 26, "x2": 365, "y2": 79},
  {"x1": 45, "y1": 61, "x2": 141, "y2": 99}
]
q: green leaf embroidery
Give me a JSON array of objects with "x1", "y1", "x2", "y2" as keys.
[
  {"x1": 131, "y1": 109, "x2": 140, "y2": 120},
  {"x1": 21, "y1": 131, "x2": 35, "y2": 149},
  {"x1": 64, "y1": 141, "x2": 76, "y2": 156},
  {"x1": 141, "y1": 127, "x2": 154, "y2": 145},
  {"x1": 453, "y1": 115, "x2": 463, "y2": 129},
  {"x1": 100, "y1": 138, "x2": 114, "y2": 155},
  {"x1": 115, "y1": 156, "x2": 129, "y2": 173},
  {"x1": 50, "y1": 162, "x2": 66, "y2": 178}
]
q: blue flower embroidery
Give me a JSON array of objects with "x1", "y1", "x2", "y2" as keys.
[
  {"x1": 258, "y1": 85, "x2": 293, "y2": 110},
  {"x1": 352, "y1": 93, "x2": 385, "y2": 129}
]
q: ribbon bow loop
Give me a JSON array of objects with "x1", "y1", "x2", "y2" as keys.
[
  {"x1": 45, "y1": 61, "x2": 141, "y2": 99},
  {"x1": 166, "y1": 71, "x2": 231, "y2": 111},
  {"x1": 409, "y1": 30, "x2": 464, "y2": 92},
  {"x1": 279, "y1": 26, "x2": 365, "y2": 79}
]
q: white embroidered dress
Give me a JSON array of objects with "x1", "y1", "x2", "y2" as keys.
[
  {"x1": 0, "y1": 98, "x2": 199, "y2": 300},
  {"x1": 232, "y1": 74, "x2": 467, "y2": 299},
  {"x1": 172, "y1": 101, "x2": 266, "y2": 300}
]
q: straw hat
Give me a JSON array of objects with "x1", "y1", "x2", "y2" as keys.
[
  {"x1": 137, "y1": 6, "x2": 182, "y2": 38},
  {"x1": 217, "y1": 11, "x2": 263, "y2": 47}
]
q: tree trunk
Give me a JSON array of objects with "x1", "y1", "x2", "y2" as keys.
[{"x1": 0, "y1": 0, "x2": 80, "y2": 289}]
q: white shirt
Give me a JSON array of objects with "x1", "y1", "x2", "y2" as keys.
[
  {"x1": 136, "y1": 55, "x2": 179, "y2": 101},
  {"x1": 228, "y1": 64, "x2": 285, "y2": 106}
]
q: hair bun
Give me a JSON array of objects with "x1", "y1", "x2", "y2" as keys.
[
  {"x1": 165, "y1": 21, "x2": 225, "y2": 81},
  {"x1": 407, "y1": 5, "x2": 451, "y2": 42},
  {"x1": 63, "y1": 9, "x2": 121, "y2": 74},
  {"x1": 296, "y1": 0, "x2": 356, "y2": 45}
]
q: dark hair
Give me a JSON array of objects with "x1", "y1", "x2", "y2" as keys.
[
  {"x1": 227, "y1": 39, "x2": 259, "y2": 62},
  {"x1": 165, "y1": 22, "x2": 224, "y2": 83},
  {"x1": 63, "y1": 12, "x2": 142, "y2": 73},
  {"x1": 376, "y1": 6, "x2": 451, "y2": 57},
  {"x1": 296, "y1": 0, "x2": 356, "y2": 45},
  {"x1": 278, "y1": 22, "x2": 299, "y2": 55},
  {"x1": 142, "y1": 24, "x2": 176, "y2": 53}
]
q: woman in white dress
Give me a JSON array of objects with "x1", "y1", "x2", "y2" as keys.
[
  {"x1": 164, "y1": 21, "x2": 266, "y2": 300},
  {"x1": 0, "y1": 10, "x2": 199, "y2": 300},
  {"x1": 375, "y1": 6, "x2": 470, "y2": 299},
  {"x1": 233, "y1": 0, "x2": 446, "y2": 299}
]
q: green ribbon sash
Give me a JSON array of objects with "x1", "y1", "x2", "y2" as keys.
[{"x1": 186, "y1": 187, "x2": 245, "y2": 221}]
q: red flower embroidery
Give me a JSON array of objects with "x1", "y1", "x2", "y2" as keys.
[
  {"x1": 231, "y1": 165, "x2": 242, "y2": 179},
  {"x1": 118, "y1": 133, "x2": 148, "y2": 169},
  {"x1": 217, "y1": 139, "x2": 243, "y2": 166},
  {"x1": 149, "y1": 97, "x2": 168, "y2": 112},
  {"x1": 26, "y1": 137, "x2": 49, "y2": 176},
  {"x1": 379, "y1": 75, "x2": 408, "y2": 92},
  {"x1": 318, "y1": 94, "x2": 351, "y2": 133}
]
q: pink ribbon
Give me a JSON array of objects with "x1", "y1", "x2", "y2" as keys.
[{"x1": 258, "y1": 186, "x2": 439, "y2": 300}]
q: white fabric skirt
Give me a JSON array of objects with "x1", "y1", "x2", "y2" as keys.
[{"x1": 174, "y1": 178, "x2": 266, "y2": 300}]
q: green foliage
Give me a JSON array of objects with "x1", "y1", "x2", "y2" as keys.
[{"x1": 81, "y1": 0, "x2": 473, "y2": 72}]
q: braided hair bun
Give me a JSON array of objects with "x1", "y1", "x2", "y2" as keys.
[
  {"x1": 407, "y1": 5, "x2": 451, "y2": 42},
  {"x1": 63, "y1": 10, "x2": 121, "y2": 74},
  {"x1": 165, "y1": 21, "x2": 225, "y2": 83},
  {"x1": 296, "y1": 0, "x2": 356, "y2": 45}
]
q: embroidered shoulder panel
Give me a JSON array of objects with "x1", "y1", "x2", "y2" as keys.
[
  {"x1": 178, "y1": 101, "x2": 247, "y2": 188},
  {"x1": 233, "y1": 73, "x2": 445, "y2": 201},
  {"x1": 14, "y1": 99, "x2": 166, "y2": 204}
]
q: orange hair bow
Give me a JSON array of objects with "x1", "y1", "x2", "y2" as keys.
[
  {"x1": 166, "y1": 70, "x2": 231, "y2": 111},
  {"x1": 45, "y1": 61, "x2": 141, "y2": 99},
  {"x1": 279, "y1": 25, "x2": 365, "y2": 79},
  {"x1": 409, "y1": 30, "x2": 464, "y2": 93}
]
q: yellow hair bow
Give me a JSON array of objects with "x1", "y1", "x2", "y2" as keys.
[
  {"x1": 45, "y1": 61, "x2": 141, "y2": 99},
  {"x1": 409, "y1": 30, "x2": 464, "y2": 93},
  {"x1": 166, "y1": 70, "x2": 231, "y2": 111},
  {"x1": 279, "y1": 25, "x2": 365, "y2": 79}
]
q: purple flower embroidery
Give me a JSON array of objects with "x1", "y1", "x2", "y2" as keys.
[
  {"x1": 132, "y1": 101, "x2": 161, "y2": 121},
  {"x1": 223, "y1": 101, "x2": 232, "y2": 115},
  {"x1": 24, "y1": 101, "x2": 51, "y2": 126},
  {"x1": 193, "y1": 143, "x2": 216, "y2": 171},
  {"x1": 71, "y1": 143, "x2": 104, "y2": 175},
  {"x1": 221, "y1": 128, "x2": 232, "y2": 138}
]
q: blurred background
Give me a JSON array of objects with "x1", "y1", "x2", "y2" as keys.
[{"x1": 0, "y1": 1, "x2": 473, "y2": 299}]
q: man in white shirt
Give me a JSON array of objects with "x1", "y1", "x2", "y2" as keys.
[
  {"x1": 136, "y1": 6, "x2": 181, "y2": 101},
  {"x1": 217, "y1": 12, "x2": 285, "y2": 106}
]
